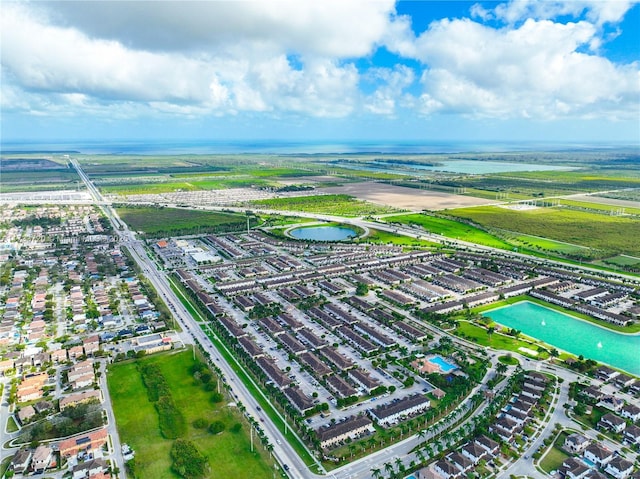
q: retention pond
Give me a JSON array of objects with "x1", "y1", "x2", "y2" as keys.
[{"x1": 482, "y1": 301, "x2": 640, "y2": 375}]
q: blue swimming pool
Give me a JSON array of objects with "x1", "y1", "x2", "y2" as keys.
[
  {"x1": 405, "y1": 475, "x2": 417, "y2": 479},
  {"x1": 428, "y1": 355, "x2": 458, "y2": 373}
]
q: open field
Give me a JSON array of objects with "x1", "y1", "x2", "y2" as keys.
[
  {"x1": 251, "y1": 194, "x2": 399, "y2": 217},
  {"x1": 116, "y1": 206, "x2": 250, "y2": 236},
  {"x1": 448, "y1": 205, "x2": 640, "y2": 257},
  {"x1": 363, "y1": 228, "x2": 440, "y2": 248},
  {"x1": 319, "y1": 182, "x2": 495, "y2": 211},
  {"x1": 108, "y1": 350, "x2": 274, "y2": 479},
  {"x1": 385, "y1": 213, "x2": 513, "y2": 249},
  {"x1": 0, "y1": 169, "x2": 82, "y2": 193},
  {"x1": 500, "y1": 232, "x2": 588, "y2": 255},
  {"x1": 454, "y1": 321, "x2": 550, "y2": 359}
]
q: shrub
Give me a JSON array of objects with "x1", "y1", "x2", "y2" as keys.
[
  {"x1": 171, "y1": 439, "x2": 209, "y2": 479},
  {"x1": 192, "y1": 418, "x2": 208, "y2": 429},
  {"x1": 209, "y1": 421, "x2": 225, "y2": 435}
]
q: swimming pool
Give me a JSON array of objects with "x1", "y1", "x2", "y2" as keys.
[{"x1": 428, "y1": 355, "x2": 458, "y2": 373}]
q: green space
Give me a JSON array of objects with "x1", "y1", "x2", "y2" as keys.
[
  {"x1": 168, "y1": 278, "x2": 320, "y2": 471},
  {"x1": 252, "y1": 194, "x2": 399, "y2": 217},
  {"x1": 363, "y1": 228, "x2": 439, "y2": 248},
  {"x1": 500, "y1": 232, "x2": 588, "y2": 255},
  {"x1": 497, "y1": 355, "x2": 519, "y2": 366},
  {"x1": 108, "y1": 350, "x2": 274, "y2": 479},
  {"x1": 115, "y1": 206, "x2": 252, "y2": 237},
  {"x1": 454, "y1": 321, "x2": 549, "y2": 359},
  {"x1": 386, "y1": 213, "x2": 513, "y2": 249},
  {"x1": 539, "y1": 432, "x2": 570, "y2": 474},
  {"x1": 448, "y1": 205, "x2": 640, "y2": 257}
]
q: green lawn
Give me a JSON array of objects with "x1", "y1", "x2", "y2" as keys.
[
  {"x1": 363, "y1": 229, "x2": 439, "y2": 248},
  {"x1": 251, "y1": 194, "x2": 398, "y2": 217},
  {"x1": 386, "y1": 213, "x2": 513, "y2": 249},
  {"x1": 108, "y1": 350, "x2": 274, "y2": 479},
  {"x1": 540, "y1": 443, "x2": 570, "y2": 473},
  {"x1": 448, "y1": 205, "x2": 640, "y2": 256},
  {"x1": 454, "y1": 321, "x2": 549, "y2": 359},
  {"x1": 116, "y1": 206, "x2": 249, "y2": 236}
]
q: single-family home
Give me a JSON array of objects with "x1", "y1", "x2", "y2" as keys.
[
  {"x1": 598, "y1": 413, "x2": 626, "y2": 433},
  {"x1": 604, "y1": 456, "x2": 634, "y2": 479},
  {"x1": 620, "y1": 403, "x2": 640, "y2": 422},
  {"x1": 564, "y1": 433, "x2": 590, "y2": 454},
  {"x1": 10, "y1": 448, "x2": 32, "y2": 474},
  {"x1": 31, "y1": 445, "x2": 53, "y2": 473},
  {"x1": 583, "y1": 443, "x2": 614, "y2": 468},
  {"x1": 623, "y1": 424, "x2": 640, "y2": 446}
]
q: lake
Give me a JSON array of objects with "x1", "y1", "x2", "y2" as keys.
[
  {"x1": 289, "y1": 225, "x2": 358, "y2": 242},
  {"x1": 482, "y1": 301, "x2": 640, "y2": 375}
]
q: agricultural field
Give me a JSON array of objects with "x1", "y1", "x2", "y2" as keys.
[
  {"x1": 447, "y1": 205, "x2": 640, "y2": 257},
  {"x1": 0, "y1": 169, "x2": 82, "y2": 193},
  {"x1": 385, "y1": 213, "x2": 513, "y2": 249},
  {"x1": 559, "y1": 196, "x2": 640, "y2": 216},
  {"x1": 116, "y1": 206, "x2": 252, "y2": 237},
  {"x1": 108, "y1": 350, "x2": 274, "y2": 479},
  {"x1": 101, "y1": 178, "x2": 273, "y2": 195},
  {"x1": 251, "y1": 194, "x2": 398, "y2": 217}
]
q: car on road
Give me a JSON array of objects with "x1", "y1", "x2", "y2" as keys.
[
  {"x1": 283, "y1": 464, "x2": 289, "y2": 471},
  {"x1": 256, "y1": 406, "x2": 261, "y2": 411}
]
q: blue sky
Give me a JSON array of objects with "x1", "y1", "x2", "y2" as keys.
[{"x1": 1, "y1": 0, "x2": 639, "y2": 145}]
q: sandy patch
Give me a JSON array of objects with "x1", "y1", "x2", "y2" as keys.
[
  {"x1": 518, "y1": 347, "x2": 539, "y2": 357},
  {"x1": 319, "y1": 182, "x2": 497, "y2": 211}
]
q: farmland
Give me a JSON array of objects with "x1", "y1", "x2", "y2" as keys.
[
  {"x1": 116, "y1": 206, "x2": 252, "y2": 237},
  {"x1": 385, "y1": 213, "x2": 513, "y2": 249},
  {"x1": 447, "y1": 205, "x2": 640, "y2": 257},
  {"x1": 251, "y1": 194, "x2": 399, "y2": 217},
  {"x1": 108, "y1": 350, "x2": 274, "y2": 479}
]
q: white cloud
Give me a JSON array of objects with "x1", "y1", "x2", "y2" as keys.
[
  {"x1": 363, "y1": 65, "x2": 416, "y2": 115},
  {"x1": 407, "y1": 17, "x2": 639, "y2": 120}
]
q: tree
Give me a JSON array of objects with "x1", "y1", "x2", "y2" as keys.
[
  {"x1": 171, "y1": 439, "x2": 209, "y2": 479},
  {"x1": 209, "y1": 421, "x2": 225, "y2": 434},
  {"x1": 487, "y1": 326, "x2": 495, "y2": 342},
  {"x1": 355, "y1": 283, "x2": 369, "y2": 296}
]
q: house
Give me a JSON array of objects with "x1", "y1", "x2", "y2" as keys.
[
  {"x1": 623, "y1": 424, "x2": 640, "y2": 446},
  {"x1": 474, "y1": 435, "x2": 499, "y2": 456},
  {"x1": 31, "y1": 445, "x2": 53, "y2": 473},
  {"x1": 83, "y1": 335, "x2": 100, "y2": 356},
  {"x1": 17, "y1": 405, "x2": 36, "y2": 425},
  {"x1": 448, "y1": 451, "x2": 473, "y2": 473},
  {"x1": 316, "y1": 416, "x2": 374, "y2": 450},
  {"x1": 564, "y1": 433, "x2": 590, "y2": 454},
  {"x1": 595, "y1": 366, "x2": 620, "y2": 382},
  {"x1": 72, "y1": 458, "x2": 109, "y2": 479},
  {"x1": 598, "y1": 413, "x2": 626, "y2": 433},
  {"x1": 59, "y1": 428, "x2": 108, "y2": 458},
  {"x1": 604, "y1": 456, "x2": 634, "y2": 479},
  {"x1": 461, "y1": 442, "x2": 487, "y2": 464},
  {"x1": 59, "y1": 390, "x2": 101, "y2": 410},
  {"x1": 582, "y1": 386, "x2": 603, "y2": 401},
  {"x1": 11, "y1": 448, "x2": 32, "y2": 474},
  {"x1": 615, "y1": 373, "x2": 636, "y2": 389},
  {"x1": 368, "y1": 394, "x2": 430, "y2": 428},
  {"x1": 433, "y1": 459, "x2": 463, "y2": 479},
  {"x1": 491, "y1": 417, "x2": 520, "y2": 441},
  {"x1": 620, "y1": 403, "x2": 640, "y2": 422},
  {"x1": 598, "y1": 395, "x2": 625, "y2": 412},
  {"x1": 559, "y1": 457, "x2": 590, "y2": 479},
  {"x1": 583, "y1": 443, "x2": 614, "y2": 467}
]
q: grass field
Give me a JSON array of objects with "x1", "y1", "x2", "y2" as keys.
[
  {"x1": 539, "y1": 435, "x2": 570, "y2": 474},
  {"x1": 116, "y1": 206, "x2": 249, "y2": 236},
  {"x1": 364, "y1": 229, "x2": 440, "y2": 248},
  {"x1": 501, "y1": 232, "x2": 588, "y2": 255},
  {"x1": 454, "y1": 321, "x2": 549, "y2": 359},
  {"x1": 386, "y1": 213, "x2": 513, "y2": 249},
  {"x1": 251, "y1": 194, "x2": 398, "y2": 217},
  {"x1": 448, "y1": 205, "x2": 640, "y2": 256},
  {"x1": 108, "y1": 350, "x2": 274, "y2": 479}
]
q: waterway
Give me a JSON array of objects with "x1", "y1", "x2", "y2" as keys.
[
  {"x1": 289, "y1": 225, "x2": 358, "y2": 242},
  {"x1": 482, "y1": 301, "x2": 640, "y2": 375}
]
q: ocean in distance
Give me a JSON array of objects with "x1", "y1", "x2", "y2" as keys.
[{"x1": 2, "y1": 139, "x2": 634, "y2": 156}]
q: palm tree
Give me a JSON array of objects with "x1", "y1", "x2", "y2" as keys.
[
  {"x1": 496, "y1": 362, "x2": 508, "y2": 374},
  {"x1": 371, "y1": 467, "x2": 383, "y2": 479},
  {"x1": 383, "y1": 461, "x2": 394, "y2": 477},
  {"x1": 487, "y1": 326, "x2": 495, "y2": 343}
]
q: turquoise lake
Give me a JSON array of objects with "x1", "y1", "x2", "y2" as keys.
[
  {"x1": 482, "y1": 301, "x2": 640, "y2": 375},
  {"x1": 289, "y1": 225, "x2": 358, "y2": 241}
]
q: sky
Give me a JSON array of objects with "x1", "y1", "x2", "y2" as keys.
[{"x1": 1, "y1": 0, "x2": 639, "y2": 145}]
